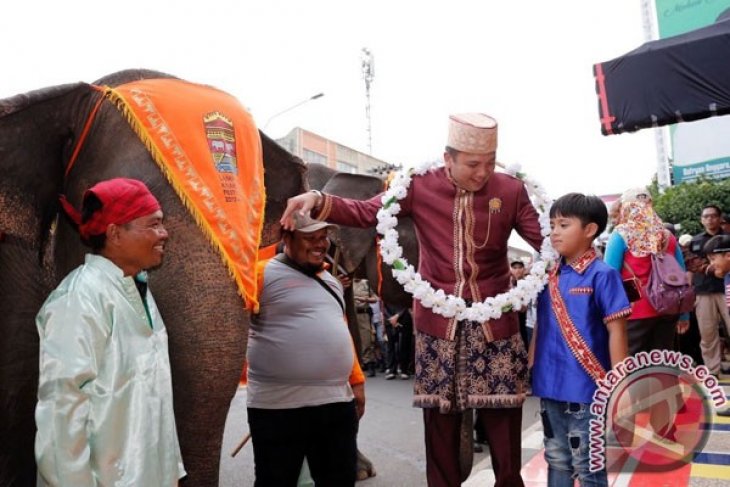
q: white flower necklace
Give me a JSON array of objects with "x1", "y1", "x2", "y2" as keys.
[{"x1": 375, "y1": 160, "x2": 557, "y2": 323}]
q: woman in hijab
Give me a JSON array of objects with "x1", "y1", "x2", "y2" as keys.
[
  {"x1": 604, "y1": 187, "x2": 690, "y2": 352},
  {"x1": 604, "y1": 187, "x2": 690, "y2": 443}
]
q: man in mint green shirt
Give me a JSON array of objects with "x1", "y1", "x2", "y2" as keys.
[{"x1": 35, "y1": 178, "x2": 185, "y2": 486}]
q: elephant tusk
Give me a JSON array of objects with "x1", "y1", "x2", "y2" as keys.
[{"x1": 230, "y1": 432, "x2": 252, "y2": 458}]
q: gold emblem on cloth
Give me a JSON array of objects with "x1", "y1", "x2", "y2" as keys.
[{"x1": 204, "y1": 111, "x2": 238, "y2": 175}]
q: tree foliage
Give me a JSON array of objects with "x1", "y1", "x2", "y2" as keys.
[{"x1": 648, "y1": 178, "x2": 730, "y2": 236}]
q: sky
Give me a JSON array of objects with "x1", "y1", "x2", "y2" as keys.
[{"x1": 1, "y1": 0, "x2": 660, "y2": 199}]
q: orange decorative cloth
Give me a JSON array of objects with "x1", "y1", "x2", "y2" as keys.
[{"x1": 106, "y1": 79, "x2": 266, "y2": 311}]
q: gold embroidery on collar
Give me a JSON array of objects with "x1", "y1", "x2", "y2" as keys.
[{"x1": 567, "y1": 248, "x2": 598, "y2": 275}]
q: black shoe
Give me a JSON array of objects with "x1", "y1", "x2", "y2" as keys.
[
  {"x1": 385, "y1": 373, "x2": 396, "y2": 380},
  {"x1": 473, "y1": 442, "x2": 483, "y2": 453}
]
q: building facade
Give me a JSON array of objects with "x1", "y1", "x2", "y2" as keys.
[{"x1": 276, "y1": 127, "x2": 390, "y2": 175}]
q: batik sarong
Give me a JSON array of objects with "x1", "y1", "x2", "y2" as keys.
[{"x1": 414, "y1": 319, "x2": 528, "y2": 413}]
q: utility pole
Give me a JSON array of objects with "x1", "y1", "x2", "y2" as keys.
[
  {"x1": 640, "y1": 0, "x2": 672, "y2": 189},
  {"x1": 361, "y1": 47, "x2": 375, "y2": 154}
]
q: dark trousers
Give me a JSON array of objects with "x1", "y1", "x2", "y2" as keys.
[
  {"x1": 248, "y1": 401, "x2": 357, "y2": 487},
  {"x1": 424, "y1": 407, "x2": 524, "y2": 487},
  {"x1": 385, "y1": 323, "x2": 413, "y2": 373},
  {"x1": 627, "y1": 314, "x2": 678, "y2": 356}
]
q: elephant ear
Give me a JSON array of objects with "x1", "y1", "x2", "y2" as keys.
[
  {"x1": 0, "y1": 81, "x2": 100, "y2": 486},
  {"x1": 0, "y1": 82, "x2": 96, "y2": 255},
  {"x1": 321, "y1": 172, "x2": 384, "y2": 273},
  {"x1": 260, "y1": 131, "x2": 307, "y2": 247}
]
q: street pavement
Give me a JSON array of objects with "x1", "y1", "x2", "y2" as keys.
[
  {"x1": 218, "y1": 372, "x2": 730, "y2": 486},
  {"x1": 219, "y1": 373, "x2": 541, "y2": 486}
]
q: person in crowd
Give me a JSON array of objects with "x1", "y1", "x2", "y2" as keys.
[
  {"x1": 35, "y1": 178, "x2": 185, "y2": 486},
  {"x1": 705, "y1": 234, "x2": 730, "y2": 303},
  {"x1": 510, "y1": 259, "x2": 529, "y2": 348},
  {"x1": 705, "y1": 233, "x2": 730, "y2": 416},
  {"x1": 281, "y1": 112, "x2": 543, "y2": 487},
  {"x1": 690, "y1": 204, "x2": 730, "y2": 376},
  {"x1": 353, "y1": 278, "x2": 379, "y2": 377},
  {"x1": 369, "y1": 299, "x2": 387, "y2": 373},
  {"x1": 246, "y1": 213, "x2": 365, "y2": 487},
  {"x1": 676, "y1": 233, "x2": 706, "y2": 366},
  {"x1": 721, "y1": 213, "x2": 730, "y2": 235},
  {"x1": 604, "y1": 187, "x2": 690, "y2": 354},
  {"x1": 383, "y1": 306, "x2": 414, "y2": 380},
  {"x1": 530, "y1": 193, "x2": 630, "y2": 487},
  {"x1": 604, "y1": 188, "x2": 691, "y2": 442}
]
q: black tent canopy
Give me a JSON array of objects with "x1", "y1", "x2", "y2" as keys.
[{"x1": 594, "y1": 16, "x2": 730, "y2": 135}]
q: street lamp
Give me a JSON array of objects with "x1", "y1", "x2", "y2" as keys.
[{"x1": 262, "y1": 92, "x2": 325, "y2": 130}]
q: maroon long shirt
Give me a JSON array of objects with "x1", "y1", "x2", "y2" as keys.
[{"x1": 316, "y1": 167, "x2": 543, "y2": 341}]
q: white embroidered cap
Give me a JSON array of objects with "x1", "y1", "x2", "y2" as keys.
[
  {"x1": 621, "y1": 187, "x2": 652, "y2": 204},
  {"x1": 447, "y1": 113, "x2": 498, "y2": 154}
]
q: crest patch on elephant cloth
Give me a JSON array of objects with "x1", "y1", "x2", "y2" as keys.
[{"x1": 105, "y1": 78, "x2": 266, "y2": 312}]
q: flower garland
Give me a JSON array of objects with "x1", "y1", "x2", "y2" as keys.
[{"x1": 375, "y1": 160, "x2": 557, "y2": 324}]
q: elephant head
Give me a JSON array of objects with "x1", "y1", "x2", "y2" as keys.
[
  {"x1": 0, "y1": 69, "x2": 306, "y2": 486},
  {"x1": 306, "y1": 165, "x2": 417, "y2": 312}
]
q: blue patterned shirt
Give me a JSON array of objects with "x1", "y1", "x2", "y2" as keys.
[{"x1": 532, "y1": 250, "x2": 631, "y2": 404}]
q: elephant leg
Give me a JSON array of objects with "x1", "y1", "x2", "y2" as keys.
[
  {"x1": 459, "y1": 410, "x2": 474, "y2": 482},
  {"x1": 0, "y1": 232, "x2": 52, "y2": 486},
  {"x1": 152, "y1": 244, "x2": 249, "y2": 487},
  {"x1": 356, "y1": 449, "x2": 376, "y2": 481}
]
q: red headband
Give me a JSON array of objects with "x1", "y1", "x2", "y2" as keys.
[{"x1": 59, "y1": 178, "x2": 161, "y2": 240}]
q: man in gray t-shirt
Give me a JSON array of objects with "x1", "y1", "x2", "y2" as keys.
[{"x1": 247, "y1": 213, "x2": 365, "y2": 487}]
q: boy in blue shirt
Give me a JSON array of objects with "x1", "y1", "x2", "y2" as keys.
[{"x1": 530, "y1": 193, "x2": 631, "y2": 486}]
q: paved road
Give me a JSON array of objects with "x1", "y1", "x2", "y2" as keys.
[{"x1": 219, "y1": 374, "x2": 541, "y2": 486}]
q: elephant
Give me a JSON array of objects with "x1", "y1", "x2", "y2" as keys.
[
  {"x1": 306, "y1": 163, "x2": 416, "y2": 312},
  {"x1": 0, "y1": 69, "x2": 306, "y2": 486}
]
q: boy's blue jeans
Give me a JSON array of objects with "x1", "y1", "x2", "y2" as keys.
[{"x1": 540, "y1": 398, "x2": 607, "y2": 487}]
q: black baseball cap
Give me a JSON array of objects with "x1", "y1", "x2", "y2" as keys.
[{"x1": 704, "y1": 234, "x2": 730, "y2": 254}]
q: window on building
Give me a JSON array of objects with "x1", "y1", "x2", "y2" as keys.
[
  {"x1": 337, "y1": 161, "x2": 357, "y2": 174},
  {"x1": 303, "y1": 149, "x2": 327, "y2": 166}
]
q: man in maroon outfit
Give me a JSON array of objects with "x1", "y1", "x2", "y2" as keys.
[{"x1": 282, "y1": 113, "x2": 544, "y2": 486}]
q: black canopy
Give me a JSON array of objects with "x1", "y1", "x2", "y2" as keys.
[{"x1": 594, "y1": 16, "x2": 730, "y2": 135}]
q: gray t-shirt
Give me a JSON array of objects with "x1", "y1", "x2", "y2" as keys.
[{"x1": 247, "y1": 259, "x2": 354, "y2": 409}]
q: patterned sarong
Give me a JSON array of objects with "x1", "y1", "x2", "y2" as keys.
[{"x1": 414, "y1": 319, "x2": 528, "y2": 414}]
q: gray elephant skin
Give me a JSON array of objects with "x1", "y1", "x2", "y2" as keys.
[{"x1": 0, "y1": 69, "x2": 306, "y2": 486}]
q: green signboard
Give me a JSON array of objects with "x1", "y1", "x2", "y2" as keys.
[
  {"x1": 654, "y1": 0, "x2": 730, "y2": 183},
  {"x1": 655, "y1": 0, "x2": 730, "y2": 37}
]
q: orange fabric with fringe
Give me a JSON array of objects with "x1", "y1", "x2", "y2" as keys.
[{"x1": 106, "y1": 79, "x2": 266, "y2": 312}]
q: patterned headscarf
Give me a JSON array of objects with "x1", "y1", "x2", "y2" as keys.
[
  {"x1": 59, "y1": 178, "x2": 161, "y2": 240},
  {"x1": 614, "y1": 200, "x2": 667, "y2": 257}
]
